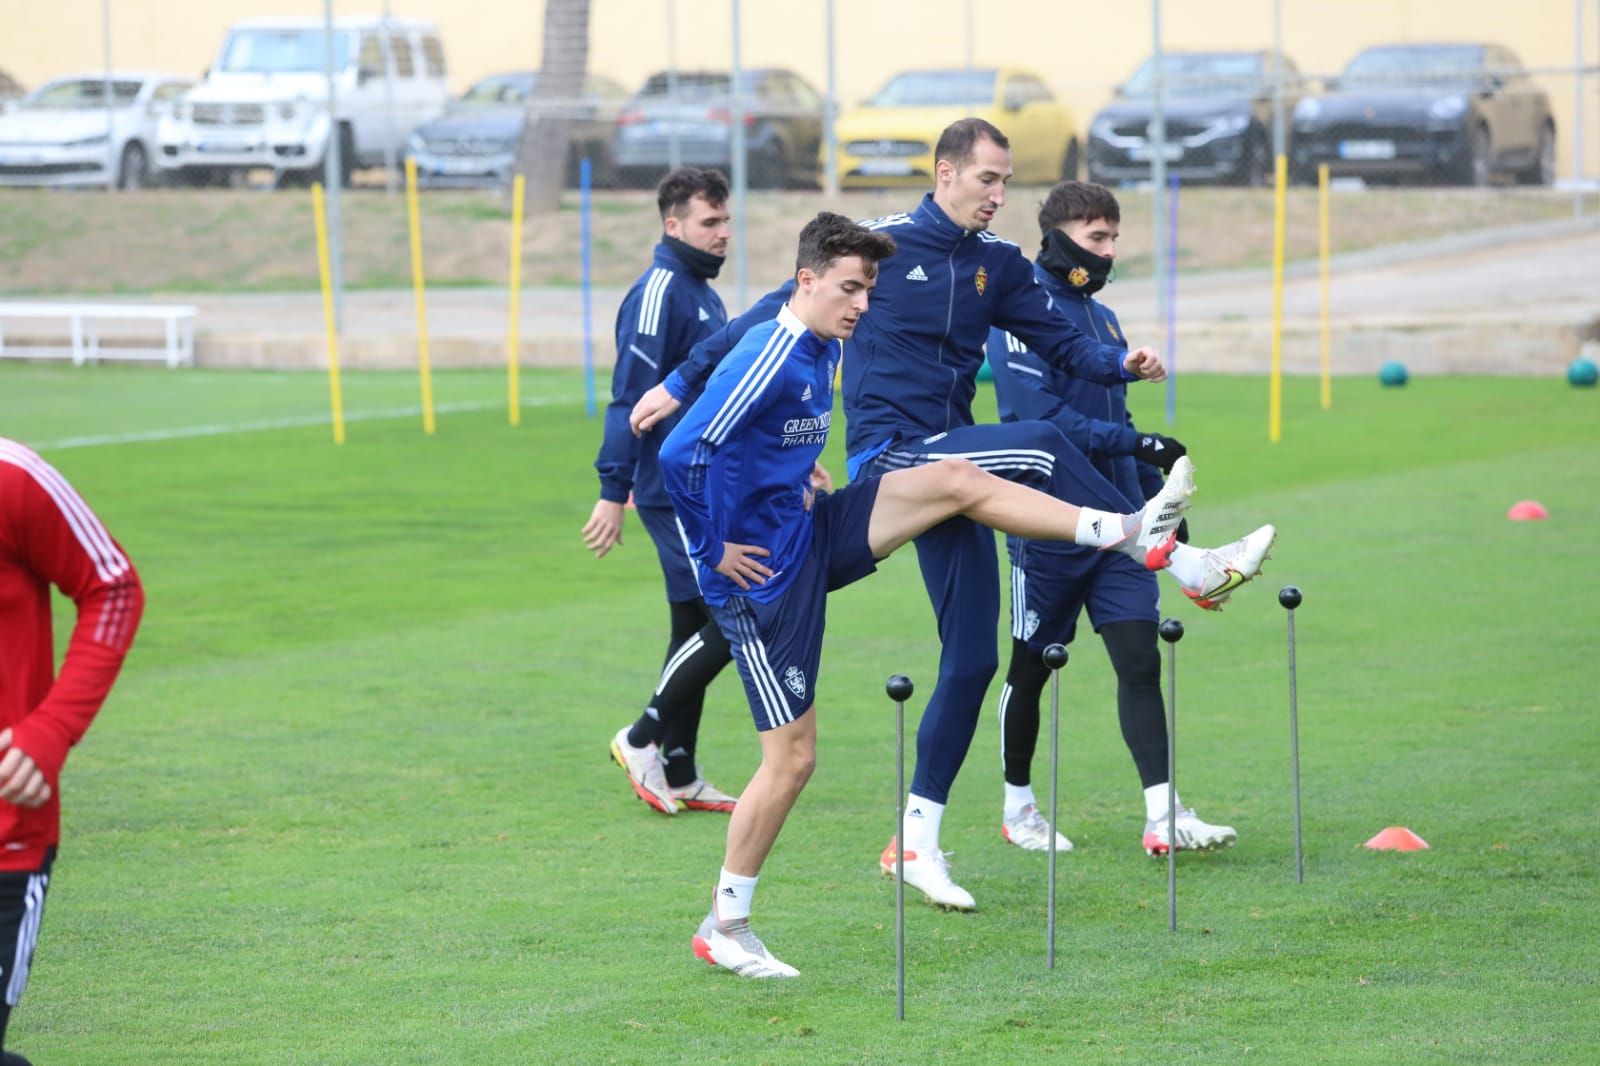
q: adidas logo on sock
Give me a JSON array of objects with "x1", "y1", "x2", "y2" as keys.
[
  {"x1": 905, "y1": 264, "x2": 929, "y2": 282},
  {"x1": 720, "y1": 886, "x2": 738, "y2": 898},
  {"x1": 908, "y1": 807, "x2": 924, "y2": 819}
]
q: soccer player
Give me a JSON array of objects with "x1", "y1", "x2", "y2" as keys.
[
  {"x1": 0, "y1": 437, "x2": 144, "y2": 1064},
  {"x1": 585, "y1": 166, "x2": 743, "y2": 816},
  {"x1": 988, "y1": 181, "x2": 1274, "y2": 857},
  {"x1": 635, "y1": 119, "x2": 1272, "y2": 911},
  {"x1": 661, "y1": 212, "x2": 1201, "y2": 977}
]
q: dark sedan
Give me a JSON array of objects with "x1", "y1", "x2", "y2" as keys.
[
  {"x1": 612, "y1": 69, "x2": 823, "y2": 188},
  {"x1": 1088, "y1": 51, "x2": 1302, "y2": 186},
  {"x1": 1291, "y1": 43, "x2": 1555, "y2": 186},
  {"x1": 405, "y1": 71, "x2": 629, "y2": 189}
]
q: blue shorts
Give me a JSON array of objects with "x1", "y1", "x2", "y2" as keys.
[
  {"x1": 1007, "y1": 537, "x2": 1159, "y2": 650},
  {"x1": 635, "y1": 503, "x2": 701, "y2": 604},
  {"x1": 710, "y1": 477, "x2": 881, "y2": 731}
]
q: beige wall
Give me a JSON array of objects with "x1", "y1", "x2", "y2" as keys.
[{"x1": 7, "y1": 0, "x2": 1596, "y2": 174}]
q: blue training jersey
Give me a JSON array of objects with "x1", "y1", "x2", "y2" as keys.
[
  {"x1": 659, "y1": 305, "x2": 839, "y2": 608},
  {"x1": 593, "y1": 240, "x2": 728, "y2": 508}
]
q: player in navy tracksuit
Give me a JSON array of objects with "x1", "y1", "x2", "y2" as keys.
[
  {"x1": 662, "y1": 213, "x2": 1195, "y2": 977},
  {"x1": 587, "y1": 168, "x2": 743, "y2": 817},
  {"x1": 989, "y1": 182, "x2": 1275, "y2": 858}
]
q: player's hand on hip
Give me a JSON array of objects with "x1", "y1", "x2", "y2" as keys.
[
  {"x1": 582, "y1": 499, "x2": 626, "y2": 558},
  {"x1": 0, "y1": 729, "x2": 51, "y2": 809},
  {"x1": 715, "y1": 542, "x2": 773, "y2": 590},
  {"x1": 1124, "y1": 346, "x2": 1167, "y2": 382},
  {"x1": 630, "y1": 384, "x2": 682, "y2": 437},
  {"x1": 809, "y1": 462, "x2": 833, "y2": 494}
]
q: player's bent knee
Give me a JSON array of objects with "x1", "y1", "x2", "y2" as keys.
[{"x1": 928, "y1": 457, "x2": 987, "y2": 508}]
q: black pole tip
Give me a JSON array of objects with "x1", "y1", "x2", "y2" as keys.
[
  {"x1": 1042, "y1": 643, "x2": 1069, "y2": 670},
  {"x1": 1278, "y1": 585, "x2": 1303, "y2": 610},
  {"x1": 1158, "y1": 618, "x2": 1185, "y2": 643},
  {"x1": 886, "y1": 674, "x2": 914, "y2": 702}
]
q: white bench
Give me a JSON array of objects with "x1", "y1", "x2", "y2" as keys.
[{"x1": 0, "y1": 302, "x2": 197, "y2": 368}]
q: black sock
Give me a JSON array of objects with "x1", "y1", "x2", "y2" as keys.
[
  {"x1": 658, "y1": 619, "x2": 732, "y2": 788},
  {"x1": 999, "y1": 638, "x2": 1051, "y2": 787},
  {"x1": 1101, "y1": 621, "x2": 1168, "y2": 789},
  {"x1": 627, "y1": 600, "x2": 713, "y2": 750}
]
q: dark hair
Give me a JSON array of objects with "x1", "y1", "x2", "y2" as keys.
[
  {"x1": 933, "y1": 118, "x2": 1010, "y2": 169},
  {"x1": 1037, "y1": 180, "x2": 1121, "y2": 234},
  {"x1": 795, "y1": 212, "x2": 897, "y2": 279},
  {"x1": 656, "y1": 166, "x2": 730, "y2": 219}
]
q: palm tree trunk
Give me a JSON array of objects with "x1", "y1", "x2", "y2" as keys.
[{"x1": 516, "y1": 0, "x2": 591, "y2": 215}]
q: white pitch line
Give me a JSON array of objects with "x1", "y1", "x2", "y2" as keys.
[{"x1": 32, "y1": 395, "x2": 585, "y2": 451}]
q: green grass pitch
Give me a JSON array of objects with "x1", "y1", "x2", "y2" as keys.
[{"x1": 0, "y1": 362, "x2": 1596, "y2": 1063}]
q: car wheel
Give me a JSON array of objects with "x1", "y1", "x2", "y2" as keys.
[
  {"x1": 751, "y1": 138, "x2": 788, "y2": 189},
  {"x1": 117, "y1": 141, "x2": 149, "y2": 190},
  {"x1": 1233, "y1": 130, "x2": 1270, "y2": 187},
  {"x1": 1522, "y1": 122, "x2": 1555, "y2": 186},
  {"x1": 334, "y1": 123, "x2": 356, "y2": 188},
  {"x1": 1457, "y1": 122, "x2": 1490, "y2": 186},
  {"x1": 1061, "y1": 138, "x2": 1081, "y2": 181}
]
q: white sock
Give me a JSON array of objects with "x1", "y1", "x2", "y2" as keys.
[
  {"x1": 1074, "y1": 507, "x2": 1133, "y2": 549},
  {"x1": 1163, "y1": 543, "x2": 1209, "y2": 590},
  {"x1": 902, "y1": 794, "x2": 945, "y2": 854},
  {"x1": 1003, "y1": 782, "x2": 1037, "y2": 821},
  {"x1": 713, "y1": 867, "x2": 758, "y2": 924},
  {"x1": 1145, "y1": 783, "x2": 1181, "y2": 822}
]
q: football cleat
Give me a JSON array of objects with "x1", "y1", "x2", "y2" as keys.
[
  {"x1": 1001, "y1": 804, "x2": 1075, "y2": 852},
  {"x1": 669, "y1": 776, "x2": 739, "y2": 813},
  {"x1": 879, "y1": 837, "x2": 977, "y2": 911},
  {"x1": 692, "y1": 913, "x2": 799, "y2": 978},
  {"x1": 609, "y1": 726, "x2": 677, "y2": 815},
  {"x1": 1143, "y1": 807, "x2": 1239, "y2": 855},
  {"x1": 1181, "y1": 524, "x2": 1277, "y2": 611},
  {"x1": 1125, "y1": 456, "x2": 1195, "y2": 570}
]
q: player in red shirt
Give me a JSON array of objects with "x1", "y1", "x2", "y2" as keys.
[{"x1": 0, "y1": 437, "x2": 143, "y2": 1065}]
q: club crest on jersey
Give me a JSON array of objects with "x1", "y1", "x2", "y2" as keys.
[
  {"x1": 974, "y1": 265, "x2": 988, "y2": 296},
  {"x1": 1068, "y1": 267, "x2": 1090, "y2": 288},
  {"x1": 783, "y1": 666, "x2": 807, "y2": 699}
]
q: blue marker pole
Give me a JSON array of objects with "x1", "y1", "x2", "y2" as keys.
[
  {"x1": 1164, "y1": 173, "x2": 1179, "y2": 426},
  {"x1": 581, "y1": 156, "x2": 596, "y2": 418}
]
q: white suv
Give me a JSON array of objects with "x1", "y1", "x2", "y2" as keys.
[{"x1": 155, "y1": 16, "x2": 450, "y2": 187}]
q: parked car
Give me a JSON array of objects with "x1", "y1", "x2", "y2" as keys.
[
  {"x1": 834, "y1": 67, "x2": 1079, "y2": 189},
  {"x1": 1291, "y1": 43, "x2": 1555, "y2": 186},
  {"x1": 405, "y1": 71, "x2": 628, "y2": 188},
  {"x1": 612, "y1": 68, "x2": 823, "y2": 188},
  {"x1": 155, "y1": 16, "x2": 451, "y2": 188},
  {"x1": 0, "y1": 71, "x2": 192, "y2": 189},
  {"x1": 1087, "y1": 51, "x2": 1301, "y2": 186}
]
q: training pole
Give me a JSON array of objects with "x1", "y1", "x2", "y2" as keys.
[
  {"x1": 311, "y1": 182, "x2": 345, "y2": 445},
  {"x1": 1159, "y1": 619, "x2": 1185, "y2": 931},
  {"x1": 507, "y1": 174, "x2": 526, "y2": 426},
  {"x1": 1280, "y1": 586, "x2": 1305, "y2": 882},
  {"x1": 886, "y1": 674, "x2": 913, "y2": 1020},
  {"x1": 1268, "y1": 152, "x2": 1287, "y2": 443},
  {"x1": 581, "y1": 157, "x2": 596, "y2": 418},
  {"x1": 1164, "y1": 175, "x2": 1179, "y2": 427},
  {"x1": 404, "y1": 158, "x2": 436, "y2": 435},
  {"x1": 1318, "y1": 163, "x2": 1331, "y2": 411},
  {"x1": 1043, "y1": 644, "x2": 1068, "y2": 970}
]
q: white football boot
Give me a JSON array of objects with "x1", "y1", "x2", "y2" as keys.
[
  {"x1": 1143, "y1": 807, "x2": 1239, "y2": 855},
  {"x1": 692, "y1": 913, "x2": 799, "y2": 978},
  {"x1": 1001, "y1": 804, "x2": 1075, "y2": 852},
  {"x1": 608, "y1": 726, "x2": 677, "y2": 815},
  {"x1": 1180, "y1": 524, "x2": 1278, "y2": 611},
  {"x1": 879, "y1": 837, "x2": 977, "y2": 911}
]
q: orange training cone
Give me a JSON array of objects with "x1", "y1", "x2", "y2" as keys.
[
  {"x1": 1507, "y1": 500, "x2": 1549, "y2": 521},
  {"x1": 1364, "y1": 826, "x2": 1429, "y2": 851}
]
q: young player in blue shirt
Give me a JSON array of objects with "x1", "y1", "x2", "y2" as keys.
[
  {"x1": 988, "y1": 181, "x2": 1275, "y2": 857},
  {"x1": 637, "y1": 120, "x2": 1274, "y2": 911},
  {"x1": 585, "y1": 167, "x2": 742, "y2": 817},
  {"x1": 660, "y1": 211, "x2": 1202, "y2": 977}
]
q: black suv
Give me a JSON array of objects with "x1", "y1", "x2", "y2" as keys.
[
  {"x1": 1088, "y1": 51, "x2": 1302, "y2": 186},
  {"x1": 1291, "y1": 43, "x2": 1556, "y2": 186}
]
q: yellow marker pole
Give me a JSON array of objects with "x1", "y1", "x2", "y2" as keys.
[
  {"x1": 507, "y1": 174, "x2": 526, "y2": 426},
  {"x1": 404, "y1": 157, "x2": 436, "y2": 435},
  {"x1": 1269, "y1": 152, "x2": 1287, "y2": 443},
  {"x1": 311, "y1": 182, "x2": 346, "y2": 445},
  {"x1": 1318, "y1": 163, "x2": 1332, "y2": 410}
]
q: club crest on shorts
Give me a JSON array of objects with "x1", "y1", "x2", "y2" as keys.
[
  {"x1": 974, "y1": 265, "x2": 988, "y2": 296},
  {"x1": 1068, "y1": 266, "x2": 1089, "y2": 288},
  {"x1": 783, "y1": 665, "x2": 807, "y2": 699},
  {"x1": 1024, "y1": 609, "x2": 1041, "y2": 640}
]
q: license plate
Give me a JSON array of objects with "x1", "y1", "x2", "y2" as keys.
[
  {"x1": 1129, "y1": 143, "x2": 1184, "y2": 162},
  {"x1": 857, "y1": 159, "x2": 914, "y2": 176},
  {"x1": 436, "y1": 156, "x2": 489, "y2": 175},
  {"x1": 1339, "y1": 139, "x2": 1396, "y2": 160},
  {"x1": 198, "y1": 136, "x2": 252, "y2": 154}
]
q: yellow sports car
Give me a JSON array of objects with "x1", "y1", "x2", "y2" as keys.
[{"x1": 832, "y1": 67, "x2": 1079, "y2": 189}]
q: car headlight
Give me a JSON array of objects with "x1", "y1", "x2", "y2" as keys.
[
  {"x1": 277, "y1": 101, "x2": 298, "y2": 121},
  {"x1": 174, "y1": 102, "x2": 191, "y2": 121},
  {"x1": 1221, "y1": 113, "x2": 1250, "y2": 133},
  {"x1": 1090, "y1": 117, "x2": 1115, "y2": 139},
  {"x1": 1429, "y1": 96, "x2": 1467, "y2": 120},
  {"x1": 407, "y1": 133, "x2": 428, "y2": 155},
  {"x1": 1293, "y1": 98, "x2": 1320, "y2": 122}
]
